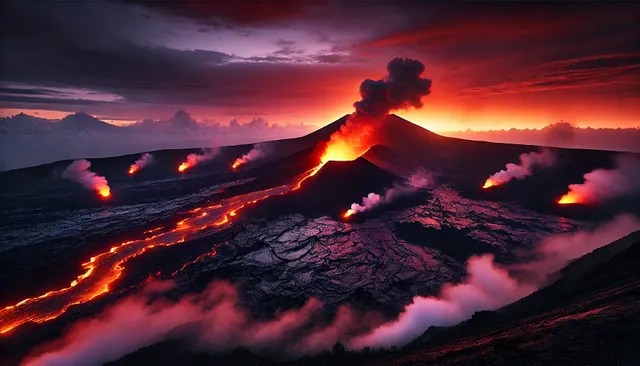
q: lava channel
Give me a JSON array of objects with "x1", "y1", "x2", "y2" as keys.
[{"x1": 0, "y1": 166, "x2": 323, "y2": 335}]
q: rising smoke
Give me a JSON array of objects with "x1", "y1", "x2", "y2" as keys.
[
  {"x1": 345, "y1": 171, "x2": 434, "y2": 217},
  {"x1": 23, "y1": 281, "x2": 380, "y2": 366},
  {"x1": 483, "y1": 149, "x2": 556, "y2": 188},
  {"x1": 22, "y1": 215, "x2": 640, "y2": 364},
  {"x1": 178, "y1": 148, "x2": 220, "y2": 172},
  {"x1": 559, "y1": 154, "x2": 640, "y2": 204},
  {"x1": 62, "y1": 159, "x2": 111, "y2": 198},
  {"x1": 128, "y1": 153, "x2": 153, "y2": 174},
  {"x1": 320, "y1": 58, "x2": 432, "y2": 163},
  {"x1": 349, "y1": 213, "x2": 640, "y2": 349},
  {"x1": 232, "y1": 143, "x2": 271, "y2": 169}
]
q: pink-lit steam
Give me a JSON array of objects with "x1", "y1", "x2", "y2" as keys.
[
  {"x1": 232, "y1": 143, "x2": 270, "y2": 169},
  {"x1": 21, "y1": 213, "x2": 640, "y2": 364},
  {"x1": 349, "y1": 213, "x2": 640, "y2": 349},
  {"x1": 128, "y1": 153, "x2": 153, "y2": 175},
  {"x1": 558, "y1": 154, "x2": 640, "y2": 205},
  {"x1": 178, "y1": 148, "x2": 220, "y2": 172},
  {"x1": 62, "y1": 159, "x2": 111, "y2": 198},
  {"x1": 23, "y1": 281, "x2": 380, "y2": 366},
  {"x1": 483, "y1": 149, "x2": 556, "y2": 188},
  {"x1": 345, "y1": 171, "x2": 433, "y2": 217}
]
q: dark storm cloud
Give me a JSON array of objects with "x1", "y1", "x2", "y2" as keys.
[
  {"x1": 128, "y1": 0, "x2": 315, "y2": 25},
  {"x1": 0, "y1": 95, "x2": 105, "y2": 106}
]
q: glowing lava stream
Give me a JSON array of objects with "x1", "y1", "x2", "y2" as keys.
[{"x1": 0, "y1": 166, "x2": 325, "y2": 335}]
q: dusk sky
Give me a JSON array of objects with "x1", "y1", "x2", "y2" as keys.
[{"x1": 1, "y1": 1, "x2": 638, "y2": 131}]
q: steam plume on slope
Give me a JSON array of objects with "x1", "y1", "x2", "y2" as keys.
[
  {"x1": 320, "y1": 58, "x2": 432, "y2": 164},
  {"x1": 128, "y1": 153, "x2": 153, "y2": 175},
  {"x1": 232, "y1": 143, "x2": 270, "y2": 169},
  {"x1": 178, "y1": 148, "x2": 220, "y2": 172},
  {"x1": 23, "y1": 281, "x2": 380, "y2": 366},
  {"x1": 62, "y1": 159, "x2": 111, "y2": 198},
  {"x1": 350, "y1": 213, "x2": 640, "y2": 349},
  {"x1": 344, "y1": 171, "x2": 434, "y2": 217},
  {"x1": 512, "y1": 213, "x2": 640, "y2": 284},
  {"x1": 483, "y1": 149, "x2": 556, "y2": 188},
  {"x1": 558, "y1": 154, "x2": 640, "y2": 204}
]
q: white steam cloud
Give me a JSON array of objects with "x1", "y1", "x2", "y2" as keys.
[
  {"x1": 128, "y1": 153, "x2": 153, "y2": 174},
  {"x1": 349, "y1": 213, "x2": 640, "y2": 349},
  {"x1": 346, "y1": 171, "x2": 434, "y2": 217},
  {"x1": 62, "y1": 159, "x2": 111, "y2": 197},
  {"x1": 484, "y1": 149, "x2": 556, "y2": 187},
  {"x1": 23, "y1": 281, "x2": 380, "y2": 366},
  {"x1": 559, "y1": 154, "x2": 640, "y2": 204},
  {"x1": 179, "y1": 148, "x2": 220, "y2": 172},
  {"x1": 21, "y1": 212, "x2": 640, "y2": 365},
  {"x1": 232, "y1": 143, "x2": 270, "y2": 169}
]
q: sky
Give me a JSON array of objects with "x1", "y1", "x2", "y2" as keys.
[{"x1": 1, "y1": 1, "x2": 639, "y2": 132}]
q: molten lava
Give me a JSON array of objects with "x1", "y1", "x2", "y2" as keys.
[
  {"x1": 98, "y1": 186, "x2": 111, "y2": 198},
  {"x1": 231, "y1": 158, "x2": 245, "y2": 170},
  {"x1": 0, "y1": 166, "x2": 326, "y2": 336},
  {"x1": 482, "y1": 178, "x2": 500, "y2": 189},
  {"x1": 128, "y1": 167, "x2": 137, "y2": 175},
  {"x1": 178, "y1": 162, "x2": 189, "y2": 172},
  {"x1": 344, "y1": 210, "x2": 354, "y2": 218},
  {"x1": 558, "y1": 192, "x2": 581, "y2": 205}
]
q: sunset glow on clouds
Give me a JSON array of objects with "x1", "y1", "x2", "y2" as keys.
[{"x1": 0, "y1": 1, "x2": 638, "y2": 131}]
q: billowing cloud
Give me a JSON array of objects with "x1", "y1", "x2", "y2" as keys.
[
  {"x1": 483, "y1": 149, "x2": 556, "y2": 188},
  {"x1": 559, "y1": 154, "x2": 640, "y2": 205},
  {"x1": 350, "y1": 213, "x2": 640, "y2": 349},
  {"x1": 23, "y1": 281, "x2": 380, "y2": 366}
]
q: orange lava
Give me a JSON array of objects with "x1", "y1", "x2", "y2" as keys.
[
  {"x1": 319, "y1": 117, "x2": 375, "y2": 164},
  {"x1": 482, "y1": 177, "x2": 500, "y2": 189},
  {"x1": 231, "y1": 158, "x2": 245, "y2": 170},
  {"x1": 558, "y1": 192, "x2": 581, "y2": 205},
  {"x1": 343, "y1": 210, "x2": 353, "y2": 218},
  {"x1": 178, "y1": 162, "x2": 190, "y2": 172},
  {"x1": 98, "y1": 186, "x2": 111, "y2": 198},
  {"x1": 128, "y1": 166, "x2": 137, "y2": 175},
  {"x1": 0, "y1": 165, "x2": 326, "y2": 335}
]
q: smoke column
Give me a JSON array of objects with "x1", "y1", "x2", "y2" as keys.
[
  {"x1": 178, "y1": 148, "x2": 220, "y2": 172},
  {"x1": 320, "y1": 58, "x2": 432, "y2": 164},
  {"x1": 349, "y1": 213, "x2": 640, "y2": 349},
  {"x1": 559, "y1": 154, "x2": 640, "y2": 204},
  {"x1": 345, "y1": 171, "x2": 433, "y2": 217},
  {"x1": 232, "y1": 143, "x2": 270, "y2": 169},
  {"x1": 128, "y1": 153, "x2": 153, "y2": 175},
  {"x1": 62, "y1": 159, "x2": 111, "y2": 198},
  {"x1": 483, "y1": 149, "x2": 556, "y2": 188},
  {"x1": 23, "y1": 281, "x2": 380, "y2": 366}
]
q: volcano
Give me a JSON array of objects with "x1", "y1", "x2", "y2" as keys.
[{"x1": 1, "y1": 114, "x2": 639, "y2": 365}]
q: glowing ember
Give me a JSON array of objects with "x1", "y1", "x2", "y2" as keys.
[
  {"x1": 231, "y1": 158, "x2": 245, "y2": 170},
  {"x1": 178, "y1": 162, "x2": 189, "y2": 172},
  {"x1": 97, "y1": 185, "x2": 111, "y2": 198},
  {"x1": 128, "y1": 167, "x2": 137, "y2": 175},
  {"x1": 482, "y1": 178, "x2": 499, "y2": 189},
  {"x1": 558, "y1": 192, "x2": 580, "y2": 205},
  {"x1": 344, "y1": 210, "x2": 354, "y2": 218}
]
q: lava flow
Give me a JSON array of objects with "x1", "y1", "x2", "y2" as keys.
[
  {"x1": 231, "y1": 158, "x2": 245, "y2": 170},
  {"x1": 0, "y1": 167, "x2": 325, "y2": 335},
  {"x1": 558, "y1": 192, "x2": 581, "y2": 205},
  {"x1": 482, "y1": 178, "x2": 499, "y2": 189}
]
